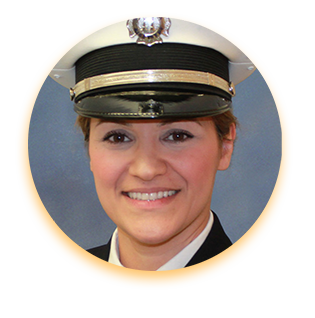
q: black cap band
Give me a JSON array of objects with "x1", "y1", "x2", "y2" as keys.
[{"x1": 75, "y1": 43, "x2": 229, "y2": 84}]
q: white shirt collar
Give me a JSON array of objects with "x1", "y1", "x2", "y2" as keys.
[{"x1": 108, "y1": 211, "x2": 214, "y2": 271}]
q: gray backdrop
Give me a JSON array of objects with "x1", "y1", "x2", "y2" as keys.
[{"x1": 28, "y1": 69, "x2": 281, "y2": 250}]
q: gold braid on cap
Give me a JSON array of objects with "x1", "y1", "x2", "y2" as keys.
[{"x1": 70, "y1": 69, "x2": 235, "y2": 100}]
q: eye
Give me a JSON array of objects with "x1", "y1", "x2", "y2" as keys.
[
  {"x1": 103, "y1": 131, "x2": 132, "y2": 144},
  {"x1": 164, "y1": 130, "x2": 194, "y2": 143}
]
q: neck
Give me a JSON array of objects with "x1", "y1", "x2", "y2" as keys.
[{"x1": 117, "y1": 212, "x2": 210, "y2": 271}]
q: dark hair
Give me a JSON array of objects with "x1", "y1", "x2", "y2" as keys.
[
  {"x1": 75, "y1": 110, "x2": 238, "y2": 146},
  {"x1": 212, "y1": 110, "x2": 238, "y2": 143}
]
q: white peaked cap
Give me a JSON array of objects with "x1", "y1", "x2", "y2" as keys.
[{"x1": 50, "y1": 18, "x2": 255, "y2": 89}]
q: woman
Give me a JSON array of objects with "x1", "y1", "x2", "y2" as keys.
[
  {"x1": 77, "y1": 112, "x2": 236, "y2": 270},
  {"x1": 48, "y1": 17, "x2": 256, "y2": 270}
]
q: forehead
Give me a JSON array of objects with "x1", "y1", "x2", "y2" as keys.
[{"x1": 91, "y1": 117, "x2": 213, "y2": 128}]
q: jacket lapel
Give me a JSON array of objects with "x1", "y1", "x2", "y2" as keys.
[
  {"x1": 185, "y1": 212, "x2": 232, "y2": 267},
  {"x1": 87, "y1": 239, "x2": 111, "y2": 261}
]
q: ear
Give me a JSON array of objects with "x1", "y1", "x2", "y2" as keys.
[
  {"x1": 218, "y1": 123, "x2": 236, "y2": 171},
  {"x1": 88, "y1": 145, "x2": 93, "y2": 172}
]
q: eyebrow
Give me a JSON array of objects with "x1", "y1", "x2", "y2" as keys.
[
  {"x1": 158, "y1": 118, "x2": 202, "y2": 127},
  {"x1": 95, "y1": 120, "x2": 132, "y2": 127}
]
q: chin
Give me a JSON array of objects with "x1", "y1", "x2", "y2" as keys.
[{"x1": 127, "y1": 224, "x2": 179, "y2": 247}]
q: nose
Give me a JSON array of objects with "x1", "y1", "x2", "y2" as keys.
[{"x1": 128, "y1": 143, "x2": 167, "y2": 181}]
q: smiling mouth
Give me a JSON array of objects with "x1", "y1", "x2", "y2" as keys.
[{"x1": 123, "y1": 190, "x2": 180, "y2": 201}]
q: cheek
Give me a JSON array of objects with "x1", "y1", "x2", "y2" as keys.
[
  {"x1": 178, "y1": 145, "x2": 221, "y2": 187},
  {"x1": 89, "y1": 148, "x2": 126, "y2": 189}
]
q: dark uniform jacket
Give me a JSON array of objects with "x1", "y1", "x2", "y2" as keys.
[{"x1": 87, "y1": 212, "x2": 232, "y2": 268}]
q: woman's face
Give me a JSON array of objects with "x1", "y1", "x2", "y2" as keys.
[{"x1": 89, "y1": 117, "x2": 234, "y2": 246}]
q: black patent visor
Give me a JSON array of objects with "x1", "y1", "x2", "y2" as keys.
[{"x1": 74, "y1": 92, "x2": 232, "y2": 119}]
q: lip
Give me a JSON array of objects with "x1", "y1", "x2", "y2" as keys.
[{"x1": 123, "y1": 187, "x2": 179, "y2": 193}]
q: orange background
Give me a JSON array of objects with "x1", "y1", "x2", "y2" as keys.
[{"x1": 16, "y1": 12, "x2": 293, "y2": 290}]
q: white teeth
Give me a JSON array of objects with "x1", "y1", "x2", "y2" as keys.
[
  {"x1": 149, "y1": 193, "x2": 157, "y2": 200},
  {"x1": 127, "y1": 190, "x2": 177, "y2": 201}
]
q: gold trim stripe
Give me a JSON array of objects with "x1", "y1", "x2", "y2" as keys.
[{"x1": 72, "y1": 69, "x2": 235, "y2": 99}]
